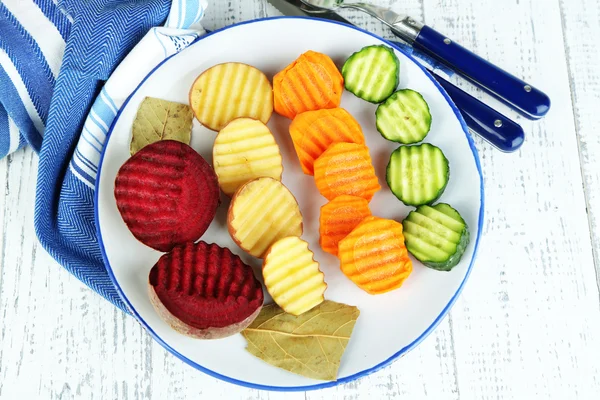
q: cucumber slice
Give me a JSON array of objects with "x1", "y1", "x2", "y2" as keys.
[
  {"x1": 402, "y1": 203, "x2": 470, "y2": 271},
  {"x1": 341, "y1": 45, "x2": 399, "y2": 103},
  {"x1": 386, "y1": 143, "x2": 449, "y2": 206},
  {"x1": 376, "y1": 89, "x2": 432, "y2": 144}
]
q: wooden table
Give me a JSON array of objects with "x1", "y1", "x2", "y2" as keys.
[{"x1": 1, "y1": 0, "x2": 599, "y2": 398}]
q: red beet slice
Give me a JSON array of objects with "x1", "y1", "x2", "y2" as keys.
[
  {"x1": 148, "y1": 241, "x2": 264, "y2": 339},
  {"x1": 114, "y1": 140, "x2": 219, "y2": 252}
]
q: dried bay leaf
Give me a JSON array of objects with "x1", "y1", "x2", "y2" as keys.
[
  {"x1": 130, "y1": 97, "x2": 193, "y2": 155},
  {"x1": 241, "y1": 300, "x2": 360, "y2": 381}
]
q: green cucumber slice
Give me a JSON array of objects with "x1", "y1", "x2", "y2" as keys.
[
  {"x1": 341, "y1": 45, "x2": 399, "y2": 103},
  {"x1": 386, "y1": 143, "x2": 449, "y2": 206},
  {"x1": 402, "y1": 203, "x2": 470, "y2": 271},
  {"x1": 376, "y1": 89, "x2": 432, "y2": 144}
]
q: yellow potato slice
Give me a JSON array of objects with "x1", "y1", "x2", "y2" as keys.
[
  {"x1": 228, "y1": 177, "x2": 303, "y2": 258},
  {"x1": 263, "y1": 236, "x2": 327, "y2": 316},
  {"x1": 189, "y1": 62, "x2": 273, "y2": 131},
  {"x1": 213, "y1": 118, "x2": 283, "y2": 196}
]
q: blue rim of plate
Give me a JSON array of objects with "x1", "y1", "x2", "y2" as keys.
[{"x1": 95, "y1": 15, "x2": 485, "y2": 392}]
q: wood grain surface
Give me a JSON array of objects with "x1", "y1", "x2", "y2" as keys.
[{"x1": 1, "y1": 1, "x2": 599, "y2": 399}]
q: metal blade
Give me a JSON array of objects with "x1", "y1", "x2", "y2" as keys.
[{"x1": 266, "y1": 0, "x2": 353, "y2": 25}]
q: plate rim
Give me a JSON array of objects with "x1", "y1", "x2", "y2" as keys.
[{"x1": 94, "y1": 15, "x2": 485, "y2": 392}]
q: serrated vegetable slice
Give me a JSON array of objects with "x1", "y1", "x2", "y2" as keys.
[
  {"x1": 213, "y1": 117, "x2": 283, "y2": 196},
  {"x1": 319, "y1": 195, "x2": 372, "y2": 256},
  {"x1": 148, "y1": 241, "x2": 264, "y2": 339},
  {"x1": 262, "y1": 236, "x2": 327, "y2": 316},
  {"x1": 189, "y1": 62, "x2": 273, "y2": 131},
  {"x1": 228, "y1": 177, "x2": 303, "y2": 258},
  {"x1": 386, "y1": 143, "x2": 449, "y2": 206},
  {"x1": 314, "y1": 142, "x2": 381, "y2": 201},
  {"x1": 341, "y1": 44, "x2": 399, "y2": 103},
  {"x1": 339, "y1": 216, "x2": 413, "y2": 295},
  {"x1": 376, "y1": 89, "x2": 432, "y2": 144},
  {"x1": 402, "y1": 203, "x2": 470, "y2": 271},
  {"x1": 114, "y1": 140, "x2": 219, "y2": 252},
  {"x1": 289, "y1": 108, "x2": 365, "y2": 175},
  {"x1": 273, "y1": 50, "x2": 344, "y2": 119}
]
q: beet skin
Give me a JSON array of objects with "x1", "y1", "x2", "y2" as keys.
[{"x1": 114, "y1": 140, "x2": 220, "y2": 252}]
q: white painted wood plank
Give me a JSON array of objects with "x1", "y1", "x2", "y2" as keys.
[
  {"x1": 559, "y1": 0, "x2": 600, "y2": 286},
  {"x1": 421, "y1": 0, "x2": 600, "y2": 399}
]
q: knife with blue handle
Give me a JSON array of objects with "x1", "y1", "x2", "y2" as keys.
[
  {"x1": 392, "y1": 20, "x2": 550, "y2": 120},
  {"x1": 267, "y1": 0, "x2": 525, "y2": 151}
]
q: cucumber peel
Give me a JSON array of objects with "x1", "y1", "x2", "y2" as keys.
[{"x1": 402, "y1": 203, "x2": 470, "y2": 271}]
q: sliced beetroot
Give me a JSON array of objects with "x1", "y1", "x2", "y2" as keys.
[
  {"x1": 114, "y1": 140, "x2": 219, "y2": 252},
  {"x1": 148, "y1": 241, "x2": 264, "y2": 339}
]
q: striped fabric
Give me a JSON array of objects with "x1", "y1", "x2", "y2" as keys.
[{"x1": 0, "y1": 0, "x2": 208, "y2": 311}]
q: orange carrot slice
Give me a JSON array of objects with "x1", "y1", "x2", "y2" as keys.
[
  {"x1": 273, "y1": 51, "x2": 344, "y2": 120},
  {"x1": 319, "y1": 195, "x2": 372, "y2": 256},
  {"x1": 313, "y1": 142, "x2": 381, "y2": 201},
  {"x1": 289, "y1": 108, "x2": 365, "y2": 175},
  {"x1": 338, "y1": 216, "x2": 413, "y2": 294}
]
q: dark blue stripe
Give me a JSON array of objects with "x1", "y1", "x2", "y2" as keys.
[
  {"x1": 32, "y1": 0, "x2": 71, "y2": 41},
  {"x1": 0, "y1": 67, "x2": 42, "y2": 152},
  {"x1": 75, "y1": 148, "x2": 98, "y2": 172},
  {"x1": 0, "y1": 105, "x2": 10, "y2": 157},
  {"x1": 0, "y1": 4, "x2": 55, "y2": 123},
  {"x1": 70, "y1": 158, "x2": 95, "y2": 183}
]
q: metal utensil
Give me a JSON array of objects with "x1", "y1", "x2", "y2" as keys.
[
  {"x1": 267, "y1": 0, "x2": 525, "y2": 151},
  {"x1": 300, "y1": 0, "x2": 550, "y2": 120}
]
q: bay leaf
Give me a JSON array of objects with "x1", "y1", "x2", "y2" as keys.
[
  {"x1": 130, "y1": 96, "x2": 193, "y2": 155},
  {"x1": 241, "y1": 300, "x2": 360, "y2": 381}
]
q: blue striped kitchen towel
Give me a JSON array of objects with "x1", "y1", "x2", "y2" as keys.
[{"x1": 0, "y1": 0, "x2": 209, "y2": 313}]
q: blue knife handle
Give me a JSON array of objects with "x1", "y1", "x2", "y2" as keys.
[
  {"x1": 432, "y1": 72, "x2": 524, "y2": 152},
  {"x1": 413, "y1": 26, "x2": 550, "y2": 120},
  {"x1": 388, "y1": 40, "x2": 525, "y2": 151}
]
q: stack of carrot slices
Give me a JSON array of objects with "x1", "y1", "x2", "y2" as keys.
[{"x1": 273, "y1": 51, "x2": 413, "y2": 295}]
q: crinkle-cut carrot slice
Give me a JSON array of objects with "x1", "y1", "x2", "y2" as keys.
[
  {"x1": 339, "y1": 216, "x2": 413, "y2": 295},
  {"x1": 289, "y1": 108, "x2": 365, "y2": 175},
  {"x1": 273, "y1": 50, "x2": 344, "y2": 120},
  {"x1": 319, "y1": 195, "x2": 372, "y2": 256},
  {"x1": 313, "y1": 142, "x2": 381, "y2": 201}
]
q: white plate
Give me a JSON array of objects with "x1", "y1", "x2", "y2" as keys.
[{"x1": 96, "y1": 16, "x2": 484, "y2": 391}]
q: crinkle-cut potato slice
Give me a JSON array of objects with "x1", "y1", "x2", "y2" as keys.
[
  {"x1": 213, "y1": 118, "x2": 283, "y2": 196},
  {"x1": 228, "y1": 177, "x2": 303, "y2": 258},
  {"x1": 262, "y1": 236, "x2": 327, "y2": 316},
  {"x1": 189, "y1": 62, "x2": 273, "y2": 131}
]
